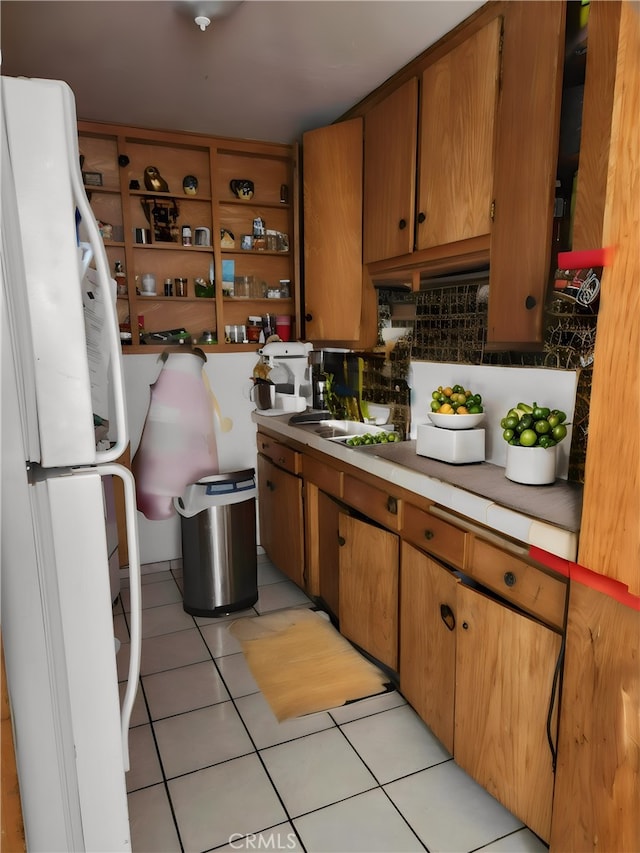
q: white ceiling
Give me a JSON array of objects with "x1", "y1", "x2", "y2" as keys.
[{"x1": 1, "y1": 0, "x2": 485, "y2": 143}]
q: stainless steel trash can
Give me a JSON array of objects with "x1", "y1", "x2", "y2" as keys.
[{"x1": 174, "y1": 469, "x2": 257, "y2": 617}]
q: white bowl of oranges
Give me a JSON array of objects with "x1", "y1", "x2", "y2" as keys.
[{"x1": 428, "y1": 385, "x2": 485, "y2": 430}]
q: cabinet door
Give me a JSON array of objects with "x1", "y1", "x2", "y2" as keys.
[
  {"x1": 400, "y1": 543, "x2": 458, "y2": 753},
  {"x1": 416, "y1": 17, "x2": 501, "y2": 251},
  {"x1": 338, "y1": 514, "x2": 399, "y2": 670},
  {"x1": 363, "y1": 78, "x2": 419, "y2": 264},
  {"x1": 302, "y1": 118, "x2": 363, "y2": 342},
  {"x1": 257, "y1": 454, "x2": 304, "y2": 588},
  {"x1": 487, "y1": 2, "x2": 566, "y2": 347},
  {"x1": 455, "y1": 584, "x2": 561, "y2": 842}
]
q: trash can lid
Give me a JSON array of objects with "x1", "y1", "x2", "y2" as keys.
[
  {"x1": 196, "y1": 469, "x2": 255, "y2": 486},
  {"x1": 174, "y1": 469, "x2": 257, "y2": 517}
]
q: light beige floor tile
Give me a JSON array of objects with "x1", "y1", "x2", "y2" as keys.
[
  {"x1": 477, "y1": 828, "x2": 549, "y2": 852},
  {"x1": 215, "y1": 651, "x2": 261, "y2": 698},
  {"x1": 257, "y1": 561, "x2": 288, "y2": 586},
  {"x1": 260, "y1": 728, "x2": 377, "y2": 818},
  {"x1": 141, "y1": 602, "x2": 195, "y2": 638},
  {"x1": 329, "y1": 689, "x2": 406, "y2": 724},
  {"x1": 384, "y1": 761, "x2": 523, "y2": 852},
  {"x1": 168, "y1": 753, "x2": 287, "y2": 852},
  {"x1": 128, "y1": 783, "x2": 181, "y2": 853},
  {"x1": 341, "y1": 703, "x2": 450, "y2": 784},
  {"x1": 294, "y1": 788, "x2": 423, "y2": 852},
  {"x1": 255, "y1": 581, "x2": 312, "y2": 613},
  {"x1": 143, "y1": 660, "x2": 229, "y2": 720},
  {"x1": 126, "y1": 723, "x2": 163, "y2": 793},
  {"x1": 199, "y1": 619, "x2": 246, "y2": 658},
  {"x1": 121, "y1": 578, "x2": 183, "y2": 613},
  {"x1": 139, "y1": 627, "x2": 210, "y2": 676},
  {"x1": 153, "y1": 701, "x2": 254, "y2": 778},
  {"x1": 235, "y1": 691, "x2": 335, "y2": 749}
]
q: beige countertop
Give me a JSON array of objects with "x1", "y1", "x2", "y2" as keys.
[{"x1": 253, "y1": 412, "x2": 582, "y2": 562}]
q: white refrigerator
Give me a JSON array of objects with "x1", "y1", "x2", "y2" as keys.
[{"x1": 1, "y1": 76, "x2": 141, "y2": 851}]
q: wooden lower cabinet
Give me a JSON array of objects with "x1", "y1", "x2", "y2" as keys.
[
  {"x1": 455, "y1": 584, "x2": 561, "y2": 843},
  {"x1": 399, "y1": 543, "x2": 458, "y2": 754},
  {"x1": 338, "y1": 514, "x2": 399, "y2": 670},
  {"x1": 257, "y1": 454, "x2": 304, "y2": 588}
]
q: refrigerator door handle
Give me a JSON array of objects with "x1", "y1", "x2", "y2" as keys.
[
  {"x1": 61, "y1": 84, "x2": 129, "y2": 465},
  {"x1": 99, "y1": 463, "x2": 141, "y2": 771}
]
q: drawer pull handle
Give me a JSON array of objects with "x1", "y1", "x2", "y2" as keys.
[
  {"x1": 424, "y1": 529, "x2": 434, "y2": 540},
  {"x1": 266, "y1": 480, "x2": 275, "y2": 491},
  {"x1": 278, "y1": 456, "x2": 286, "y2": 465},
  {"x1": 504, "y1": 571, "x2": 517, "y2": 587},
  {"x1": 440, "y1": 603, "x2": 455, "y2": 632},
  {"x1": 337, "y1": 535, "x2": 346, "y2": 547},
  {"x1": 387, "y1": 496, "x2": 398, "y2": 515}
]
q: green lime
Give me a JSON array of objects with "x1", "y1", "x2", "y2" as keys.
[
  {"x1": 534, "y1": 419, "x2": 551, "y2": 434},
  {"x1": 503, "y1": 428, "x2": 514, "y2": 441},
  {"x1": 504, "y1": 416, "x2": 519, "y2": 430},
  {"x1": 469, "y1": 405, "x2": 483, "y2": 414},
  {"x1": 552, "y1": 424, "x2": 568, "y2": 442},
  {"x1": 519, "y1": 429, "x2": 538, "y2": 447}
]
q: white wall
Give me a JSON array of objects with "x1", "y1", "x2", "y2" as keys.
[{"x1": 123, "y1": 352, "x2": 260, "y2": 564}]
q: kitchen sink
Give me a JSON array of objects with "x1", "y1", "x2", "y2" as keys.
[{"x1": 289, "y1": 418, "x2": 396, "y2": 442}]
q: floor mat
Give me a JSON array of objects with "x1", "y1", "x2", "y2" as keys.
[{"x1": 228, "y1": 608, "x2": 390, "y2": 721}]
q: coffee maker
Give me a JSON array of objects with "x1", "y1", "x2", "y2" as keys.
[{"x1": 258, "y1": 341, "x2": 313, "y2": 411}]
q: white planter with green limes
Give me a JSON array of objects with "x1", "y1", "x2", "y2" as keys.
[
  {"x1": 505, "y1": 443, "x2": 557, "y2": 484},
  {"x1": 500, "y1": 402, "x2": 568, "y2": 485}
]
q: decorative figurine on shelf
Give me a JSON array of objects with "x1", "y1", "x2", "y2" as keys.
[
  {"x1": 182, "y1": 174, "x2": 198, "y2": 196},
  {"x1": 229, "y1": 178, "x2": 254, "y2": 200},
  {"x1": 144, "y1": 165, "x2": 170, "y2": 193}
]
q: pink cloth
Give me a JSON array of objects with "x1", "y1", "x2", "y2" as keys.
[{"x1": 132, "y1": 353, "x2": 219, "y2": 520}]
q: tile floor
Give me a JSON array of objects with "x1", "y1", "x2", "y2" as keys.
[{"x1": 115, "y1": 554, "x2": 548, "y2": 853}]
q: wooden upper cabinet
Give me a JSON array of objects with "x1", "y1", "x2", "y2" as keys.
[
  {"x1": 487, "y1": 1, "x2": 566, "y2": 348},
  {"x1": 302, "y1": 118, "x2": 363, "y2": 342},
  {"x1": 416, "y1": 17, "x2": 501, "y2": 251},
  {"x1": 362, "y1": 78, "x2": 418, "y2": 264}
]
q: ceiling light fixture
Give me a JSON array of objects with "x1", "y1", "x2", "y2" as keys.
[{"x1": 194, "y1": 14, "x2": 211, "y2": 31}]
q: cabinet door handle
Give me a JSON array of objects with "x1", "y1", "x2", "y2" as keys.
[
  {"x1": 462, "y1": 621, "x2": 469, "y2": 630},
  {"x1": 337, "y1": 535, "x2": 346, "y2": 547},
  {"x1": 424, "y1": 529, "x2": 434, "y2": 540},
  {"x1": 398, "y1": 218, "x2": 407, "y2": 230},
  {"x1": 503, "y1": 571, "x2": 517, "y2": 587},
  {"x1": 417, "y1": 211, "x2": 426, "y2": 224},
  {"x1": 525, "y1": 295, "x2": 537, "y2": 310},
  {"x1": 305, "y1": 313, "x2": 313, "y2": 322},
  {"x1": 386, "y1": 496, "x2": 398, "y2": 514},
  {"x1": 440, "y1": 603, "x2": 455, "y2": 631},
  {"x1": 266, "y1": 479, "x2": 275, "y2": 491}
]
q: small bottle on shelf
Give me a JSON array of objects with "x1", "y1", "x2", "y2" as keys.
[{"x1": 114, "y1": 260, "x2": 127, "y2": 296}]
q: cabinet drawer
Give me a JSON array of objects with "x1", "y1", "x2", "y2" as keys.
[
  {"x1": 468, "y1": 537, "x2": 567, "y2": 630},
  {"x1": 256, "y1": 433, "x2": 300, "y2": 475},
  {"x1": 343, "y1": 475, "x2": 401, "y2": 531},
  {"x1": 402, "y1": 503, "x2": 468, "y2": 569},
  {"x1": 303, "y1": 455, "x2": 342, "y2": 498}
]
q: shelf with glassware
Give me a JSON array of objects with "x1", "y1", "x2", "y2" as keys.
[{"x1": 78, "y1": 121, "x2": 298, "y2": 351}]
